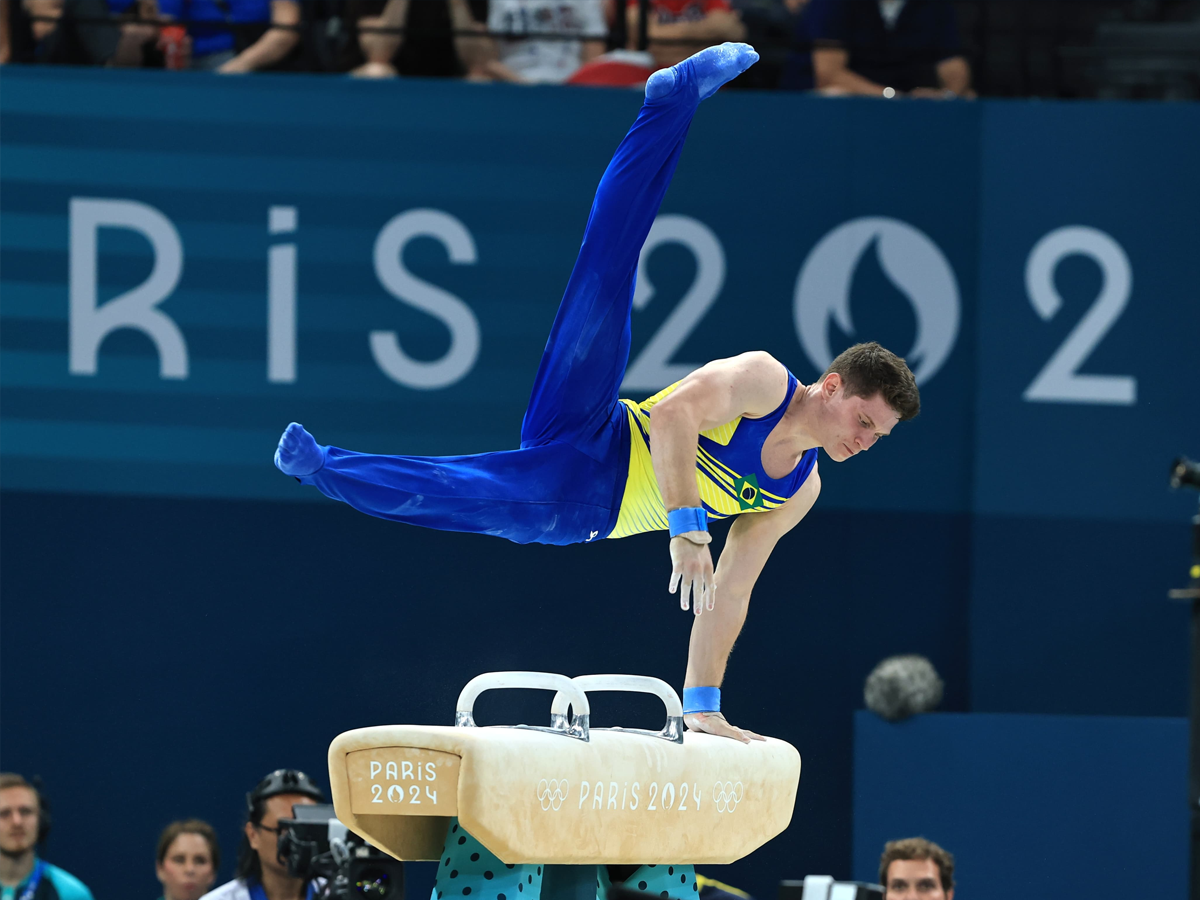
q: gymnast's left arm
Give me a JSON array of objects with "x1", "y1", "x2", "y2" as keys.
[{"x1": 682, "y1": 466, "x2": 821, "y2": 742}]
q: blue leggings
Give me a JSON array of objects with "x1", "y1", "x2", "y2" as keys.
[{"x1": 301, "y1": 79, "x2": 703, "y2": 545}]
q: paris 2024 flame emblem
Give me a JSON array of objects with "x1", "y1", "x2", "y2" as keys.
[{"x1": 794, "y1": 217, "x2": 960, "y2": 386}]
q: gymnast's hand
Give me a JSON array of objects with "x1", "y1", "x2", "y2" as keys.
[
  {"x1": 669, "y1": 535, "x2": 716, "y2": 616},
  {"x1": 274, "y1": 422, "x2": 325, "y2": 477},
  {"x1": 684, "y1": 711, "x2": 765, "y2": 744}
]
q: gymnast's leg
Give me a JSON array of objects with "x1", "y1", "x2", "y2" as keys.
[
  {"x1": 520, "y1": 43, "x2": 760, "y2": 456},
  {"x1": 274, "y1": 45, "x2": 760, "y2": 543}
]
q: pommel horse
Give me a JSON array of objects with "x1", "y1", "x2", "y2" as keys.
[{"x1": 329, "y1": 673, "x2": 800, "y2": 900}]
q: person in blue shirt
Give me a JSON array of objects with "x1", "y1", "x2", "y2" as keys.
[
  {"x1": 0, "y1": 774, "x2": 93, "y2": 900},
  {"x1": 155, "y1": 0, "x2": 299, "y2": 71}
]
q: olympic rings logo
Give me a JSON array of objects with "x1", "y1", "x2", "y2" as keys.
[
  {"x1": 713, "y1": 781, "x2": 744, "y2": 813},
  {"x1": 536, "y1": 778, "x2": 569, "y2": 811}
]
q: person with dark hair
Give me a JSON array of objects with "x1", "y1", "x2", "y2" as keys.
[
  {"x1": 0, "y1": 773, "x2": 94, "y2": 900},
  {"x1": 156, "y1": 820, "x2": 219, "y2": 900},
  {"x1": 274, "y1": 44, "x2": 918, "y2": 744},
  {"x1": 200, "y1": 770, "x2": 325, "y2": 900},
  {"x1": 879, "y1": 837, "x2": 954, "y2": 900}
]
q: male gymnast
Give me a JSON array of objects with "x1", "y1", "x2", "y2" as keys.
[{"x1": 275, "y1": 43, "x2": 920, "y2": 743}]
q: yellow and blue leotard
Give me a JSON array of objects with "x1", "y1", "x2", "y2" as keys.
[
  {"x1": 610, "y1": 377, "x2": 817, "y2": 539},
  {"x1": 294, "y1": 49, "x2": 815, "y2": 545}
]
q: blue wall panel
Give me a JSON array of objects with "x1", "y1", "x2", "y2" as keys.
[{"x1": 852, "y1": 711, "x2": 1188, "y2": 899}]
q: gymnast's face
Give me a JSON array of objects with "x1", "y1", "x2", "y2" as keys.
[{"x1": 818, "y1": 374, "x2": 899, "y2": 463}]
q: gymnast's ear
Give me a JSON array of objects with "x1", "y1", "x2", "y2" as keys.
[{"x1": 821, "y1": 372, "x2": 842, "y2": 396}]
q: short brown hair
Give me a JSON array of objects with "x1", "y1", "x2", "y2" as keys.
[
  {"x1": 824, "y1": 342, "x2": 920, "y2": 422},
  {"x1": 156, "y1": 819, "x2": 221, "y2": 872},
  {"x1": 0, "y1": 774, "x2": 38, "y2": 798},
  {"x1": 879, "y1": 837, "x2": 954, "y2": 892}
]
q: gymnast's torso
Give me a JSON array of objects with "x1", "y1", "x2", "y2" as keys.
[{"x1": 609, "y1": 369, "x2": 818, "y2": 539}]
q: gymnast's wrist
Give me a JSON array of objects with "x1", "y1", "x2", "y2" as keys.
[
  {"x1": 683, "y1": 686, "x2": 720, "y2": 714},
  {"x1": 668, "y1": 506, "x2": 708, "y2": 543}
]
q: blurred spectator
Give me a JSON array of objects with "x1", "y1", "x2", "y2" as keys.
[
  {"x1": 156, "y1": 820, "x2": 220, "y2": 900},
  {"x1": 1, "y1": 0, "x2": 11, "y2": 61},
  {"x1": 200, "y1": 769, "x2": 324, "y2": 900},
  {"x1": 447, "y1": 0, "x2": 608, "y2": 83},
  {"x1": 695, "y1": 874, "x2": 753, "y2": 900},
  {"x1": 155, "y1": 0, "x2": 299, "y2": 72},
  {"x1": 0, "y1": 773, "x2": 95, "y2": 900},
  {"x1": 879, "y1": 837, "x2": 954, "y2": 900},
  {"x1": 342, "y1": 0, "x2": 477, "y2": 78},
  {"x1": 21, "y1": 0, "x2": 157, "y2": 65},
  {"x1": 781, "y1": 0, "x2": 973, "y2": 97},
  {"x1": 626, "y1": 0, "x2": 746, "y2": 69}
]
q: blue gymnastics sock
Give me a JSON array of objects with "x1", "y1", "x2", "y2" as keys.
[
  {"x1": 274, "y1": 422, "x2": 326, "y2": 477},
  {"x1": 645, "y1": 42, "x2": 760, "y2": 103}
]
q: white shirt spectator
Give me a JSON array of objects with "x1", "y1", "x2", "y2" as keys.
[
  {"x1": 200, "y1": 878, "x2": 325, "y2": 900},
  {"x1": 487, "y1": 0, "x2": 607, "y2": 83}
]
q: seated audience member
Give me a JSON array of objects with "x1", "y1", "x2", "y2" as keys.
[
  {"x1": 22, "y1": 0, "x2": 156, "y2": 65},
  {"x1": 156, "y1": 820, "x2": 219, "y2": 900},
  {"x1": 879, "y1": 837, "x2": 954, "y2": 900},
  {"x1": 2, "y1": 0, "x2": 11, "y2": 62},
  {"x1": 155, "y1": 0, "x2": 298, "y2": 71},
  {"x1": 446, "y1": 0, "x2": 608, "y2": 83},
  {"x1": 348, "y1": 0, "x2": 475, "y2": 78},
  {"x1": 201, "y1": 769, "x2": 325, "y2": 900},
  {"x1": 781, "y1": 0, "x2": 972, "y2": 97},
  {"x1": 0, "y1": 773, "x2": 95, "y2": 900},
  {"x1": 625, "y1": 0, "x2": 745, "y2": 70}
]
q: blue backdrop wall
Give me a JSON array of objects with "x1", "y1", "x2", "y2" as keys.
[{"x1": 1, "y1": 67, "x2": 1197, "y2": 899}]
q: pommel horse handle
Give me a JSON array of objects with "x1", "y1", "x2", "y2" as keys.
[
  {"x1": 455, "y1": 671, "x2": 592, "y2": 740},
  {"x1": 550, "y1": 675, "x2": 685, "y2": 745}
]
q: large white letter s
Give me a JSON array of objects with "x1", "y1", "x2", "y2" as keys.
[{"x1": 370, "y1": 209, "x2": 480, "y2": 390}]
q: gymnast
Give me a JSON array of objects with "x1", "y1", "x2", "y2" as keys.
[{"x1": 275, "y1": 43, "x2": 920, "y2": 744}]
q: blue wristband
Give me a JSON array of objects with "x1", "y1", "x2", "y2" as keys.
[
  {"x1": 668, "y1": 507, "x2": 708, "y2": 537},
  {"x1": 683, "y1": 686, "x2": 720, "y2": 714}
]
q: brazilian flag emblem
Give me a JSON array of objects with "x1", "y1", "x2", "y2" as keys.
[{"x1": 733, "y1": 473, "x2": 764, "y2": 511}]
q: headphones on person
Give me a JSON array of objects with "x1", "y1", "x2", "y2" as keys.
[
  {"x1": 245, "y1": 769, "x2": 325, "y2": 823},
  {"x1": 29, "y1": 777, "x2": 52, "y2": 846}
]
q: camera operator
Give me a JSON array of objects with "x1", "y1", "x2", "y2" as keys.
[
  {"x1": 201, "y1": 769, "x2": 325, "y2": 900},
  {"x1": 0, "y1": 773, "x2": 94, "y2": 900}
]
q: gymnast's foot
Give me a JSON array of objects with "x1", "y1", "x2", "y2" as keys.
[
  {"x1": 274, "y1": 422, "x2": 325, "y2": 477},
  {"x1": 645, "y1": 42, "x2": 759, "y2": 103}
]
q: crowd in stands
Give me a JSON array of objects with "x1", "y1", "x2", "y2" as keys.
[
  {"x1": 2, "y1": 0, "x2": 1198, "y2": 96},
  {"x1": 0, "y1": 0, "x2": 982, "y2": 95},
  {"x1": 1, "y1": 767, "x2": 957, "y2": 900}
]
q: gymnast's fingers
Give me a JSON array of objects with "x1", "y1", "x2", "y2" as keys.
[
  {"x1": 680, "y1": 575, "x2": 692, "y2": 611},
  {"x1": 669, "y1": 568, "x2": 681, "y2": 594}
]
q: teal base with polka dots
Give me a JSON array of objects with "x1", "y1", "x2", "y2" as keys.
[{"x1": 432, "y1": 818, "x2": 698, "y2": 900}]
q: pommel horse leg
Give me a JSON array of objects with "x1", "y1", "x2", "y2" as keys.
[{"x1": 434, "y1": 819, "x2": 698, "y2": 900}]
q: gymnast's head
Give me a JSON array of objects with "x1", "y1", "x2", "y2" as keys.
[{"x1": 809, "y1": 342, "x2": 919, "y2": 463}]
